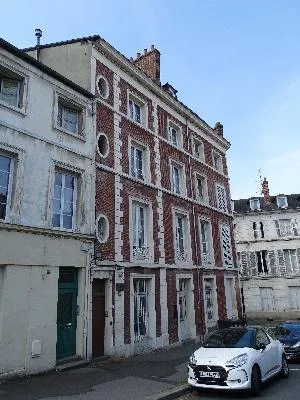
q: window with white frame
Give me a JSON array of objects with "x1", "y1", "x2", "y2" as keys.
[
  {"x1": 275, "y1": 219, "x2": 298, "y2": 237},
  {"x1": 250, "y1": 198, "x2": 260, "y2": 211},
  {"x1": 56, "y1": 96, "x2": 84, "y2": 136},
  {"x1": 0, "y1": 66, "x2": 25, "y2": 109},
  {"x1": 168, "y1": 122, "x2": 181, "y2": 147},
  {"x1": 171, "y1": 162, "x2": 185, "y2": 195},
  {"x1": 277, "y1": 196, "x2": 288, "y2": 209},
  {"x1": 52, "y1": 171, "x2": 77, "y2": 230},
  {"x1": 253, "y1": 221, "x2": 264, "y2": 239},
  {"x1": 96, "y1": 214, "x2": 109, "y2": 243},
  {"x1": 216, "y1": 184, "x2": 227, "y2": 212},
  {"x1": 133, "y1": 278, "x2": 148, "y2": 341},
  {"x1": 0, "y1": 154, "x2": 13, "y2": 221},
  {"x1": 204, "y1": 278, "x2": 215, "y2": 322},
  {"x1": 174, "y1": 213, "x2": 189, "y2": 262},
  {"x1": 128, "y1": 95, "x2": 146, "y2": 125},
  {"x1": 130, "y1": 142, "x2": 148, "y2": 181},
  {"x1": 199, "y1": 219, "x2": 213, "y2": 265},
  {"x1": 132, "y1": 202, "x2": 150, "y2": 261},
  {"x1": 212, "y1": 151, "x2": 222, "y2": 172},
  {"x1": 194, "y1": 173, "x2": 208, "y2": 203},
  {"x1": 220, "y1": 223, "x2": 233, "y2": 267},
  {"x1": 283, "y1": 249, "x2": 299, "y2": 275},
  {"x1": 193, "y1": 138, "x2": 204, "y2": 160}
]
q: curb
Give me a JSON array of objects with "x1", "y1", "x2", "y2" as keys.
[{"x1": 146, "y1": 384, "x2": 192, "y2": 400}]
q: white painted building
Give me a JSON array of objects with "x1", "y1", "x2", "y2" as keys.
[
  {"x1": 0, "y1": 38, "x2": 95, "y2": 378},
  {"x1": 234, "y1": 178, "x2": 300, "y2": 322}
]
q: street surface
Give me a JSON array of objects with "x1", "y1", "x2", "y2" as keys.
[{"x1": 178, "y1": 363, "x2": 300, "y2": 400}]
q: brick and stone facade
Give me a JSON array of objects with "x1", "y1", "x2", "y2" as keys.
[{"x1": 25, "y1": 36, "x2": 241, "y2": 357}]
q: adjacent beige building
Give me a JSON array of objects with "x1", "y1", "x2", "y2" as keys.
[{"x1": 0, "y1": 38, "x2": 95, "y2": 378}]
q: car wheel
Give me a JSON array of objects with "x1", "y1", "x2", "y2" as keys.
[
  {"x1": 280, "y1": 355, "x2": 289, "y2": 378},
  {"x1": 251, "y1": 365, "x2": 261, "y2": 396}
]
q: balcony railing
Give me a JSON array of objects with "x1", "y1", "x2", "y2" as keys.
[{"x1": 133, "y1": 245, "x2": 150, "y2": 261}]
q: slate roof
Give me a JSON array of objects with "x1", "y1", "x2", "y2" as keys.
[
  {"x1": 0, "y1": 38, "x2": 94, "y2": 98},
  {"x1": 233, "y1": 194, "x2": 300, "y2": 214}
]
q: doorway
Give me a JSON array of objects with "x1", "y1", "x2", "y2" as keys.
[{"x1": 92, "y1": 279, "x2": 106, "y2": 357}]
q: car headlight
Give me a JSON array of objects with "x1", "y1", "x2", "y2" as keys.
[
  {"x1": 189, "y1": 353, "x2": 197, "y2": 365},
  {"x1": 225, "y1": 353, "x2": 248, "y2": 368},
  {"x1": 291, "y1": 341, "x2": 300, "y2": 348}
]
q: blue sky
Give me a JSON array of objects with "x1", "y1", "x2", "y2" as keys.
[{"x1": 2, "y1": 0, "x2": 300, "y2": 199}]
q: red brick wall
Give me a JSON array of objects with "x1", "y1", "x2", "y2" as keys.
[
  {"x1": 166, "y1": 270, "x2": 178, "y2": 343},
  {"x1": 96, "y1": 104, "x2": 114, "y2": 169},
  {"x1": 96, "y1": 60, "x2": 114, "y2": 107}
]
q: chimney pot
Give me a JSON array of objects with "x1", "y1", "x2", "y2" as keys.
[
  {"x1": 214, "y1": 122, "x2": 223, "y2": 136},
  {"x1": 144, "y1": 49, "x2": 147, "y2": 55},
  {"x1": 137, "y1": 52, "x2": 141, "y2": 58},
  {"x1": 130, "y1": 57, "x2": 133, "y2": 62},
  {"x1": 151, "y1": 45, "x2": 155, "y2": 50},
  {"x1": 262, "y1": 177, "x2": 271, "y2": 204},
  {"x1": 133, "y1": 45, "x2": 161, "y2": 84}
]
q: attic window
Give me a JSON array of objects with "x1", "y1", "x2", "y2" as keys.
[
  {"x1": 250, "y1": 198, "x2": 260, "y2": 211},
  {"x1": 277, "y1": 196, "x2": 288, "y2": 209}
]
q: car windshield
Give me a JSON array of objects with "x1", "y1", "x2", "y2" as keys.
[
  {"x1": 203, "y1": 329, "x2": 255, "y2": 348},
  {"x1": 274, "y1": 325, "x2": 300, "y2": 337}
]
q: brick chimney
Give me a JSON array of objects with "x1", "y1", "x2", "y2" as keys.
[
  {"x1": 214, "y1": 122, "x2": 223, "y2": 137},
  {"x1": 261, "y1": 177, "x2": 271, "y2": 203},
  {"x1": 133, "y1": 45, "x2": 160, "y2": 84}
]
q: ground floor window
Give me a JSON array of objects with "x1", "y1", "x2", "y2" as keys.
[
  {"x1": 133, "y1": 279, "x2": 148, "y2": 341},
  {"x1": 259, "y1": 287, "x2": 274, "y2": 311},
  {"x1": 204, "y1": 279, "x2": 215, "y2": 322}
]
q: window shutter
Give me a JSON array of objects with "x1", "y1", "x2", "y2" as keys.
[
  {"x1": 268, "y1": 250, "x2": 277, "y2": 276},
  {"x1": 249, "y1": 251, "x2": 257, "y2": 277},
  {"x1": 240, "y1": 251, "x2": 249, "y2": 277},
  {"x1": 131, "y1": 147, "x2": 135, "y2": 176},
  {"x1": 221, "y1": 224, "x2": 233, "y2": 267},
  {"x1": 297, "y1": 249, "x2": 300, "y2": 273},
  {"x1": 277, "y1": 249, "x2": 286, "y2": 275},
  {"x1": 292, "y1": 219, "x2": 298, "y2": 236},
  {"x1": 274, "y1": 220, "x2": 280, "y2": 237},
  {"x1": 216, "y1": 185, "x2": 227, "y2": 212}
]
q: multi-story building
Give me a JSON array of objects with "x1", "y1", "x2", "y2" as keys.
[
  {"x1": 0, "y1": 38, "x2": 95, "y2": 378},
  {"x1": 24, "y1": 34, "x2": 241, "y2": 358},
  {"x1": 234, "y1": 178, "x2": 300, "y2": 322}
]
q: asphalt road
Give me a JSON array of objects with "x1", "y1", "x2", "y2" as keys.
[{"x1": 178, "y1": 363, "x2": 300, "y2": 400}]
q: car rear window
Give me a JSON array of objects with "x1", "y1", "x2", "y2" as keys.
[{"x1": 203, "y1": 329, "x2": 255, "y2": 348}]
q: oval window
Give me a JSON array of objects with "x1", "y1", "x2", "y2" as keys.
[
  {"x1": 96, "y1": 215, "x2": 109, "y2": 243},
  {"x1": 97, "y1": 76, "x2": 109, "y2": 99},
  {"x1": 97, "y1": 133, "x2": 109, "y2": 158}
]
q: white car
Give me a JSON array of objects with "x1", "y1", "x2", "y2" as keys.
[{"x1": 188, "y1": 326, "x2": 289, "y2": 396}]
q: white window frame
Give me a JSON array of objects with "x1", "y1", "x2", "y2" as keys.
[
  {"x1": 130, "y1": 273, "x2": 155, "y2": 344},
  {"x1": 283, "y1": 249, "x2": 299, "y2": 275},
  {"x1": 0, "y1": 63, "x2": 27, "y2": 114},
  {"x1": 54, "y1": 91, "x2": 86, "y2": 138},
  {"x1": 128, "y1": 92, "x2": 147, "y2": 127},
  {"x1": 199, "y1": 217, "x2": 214, "y2": 266},
  {"x1": 250, "y1": 198, "x2": 260, "y2": 211},
  {"x1": 215, "y1": 183, "x2": 227, "y2": 213},
  {"x1": 0, "y1": 152, "x2": 14, "y2": 222},
  {"x1": 167, "y1": 120, "x2": 182, "y2": 148},
  {"x1": 192, "y1": 137, "x2": 204, "y2": 160},
  {"x1": 128, "y1": 138, "x2": 150, "y2": 182},
  {"x1": 212, "y1": 150, "x2": 223, "y2": 173},
  {"x1": 194, "y1": 172, "x2": 208, "y2": 204},
  {"x1": 277, "y1": 196, "x2": 288, "y2": 209},
  {"x1": 169, "y1": 159, "x2": 186, "y2": 196},
  {"x1": 96, "y1": 213, "x2": 109, "y2": 243},
  {"x1": 203, "y1": 276, "x2": 218, "y2": 328},
  {"x1": 129, "y1": 196, "x2": 154, "y2": 263},
  {"x1": 52, "y1": 170, "x2": 78, "y2": 232},
  {"x1": 172, "y1": 208, "x2": 192, "y2": 264}
]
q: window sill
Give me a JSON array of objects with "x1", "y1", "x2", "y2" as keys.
[
  {"x1": 128, "y1": 116, "x2": 147, "y2": 130},
  {"x1": 54, "y1": 125, "x2": 86, "y2": 141},
  {"x1": 0, "y1": 99, "x2": 26, "y2": 116}
]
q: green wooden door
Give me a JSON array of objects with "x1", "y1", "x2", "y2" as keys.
[{"x1": 56, "y1": 268, "x2": 78, "y2": 360}]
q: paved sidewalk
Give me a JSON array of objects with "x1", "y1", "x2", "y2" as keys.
[{"x1": 0, "y1": 341, "x2": 198, "y2": 400}]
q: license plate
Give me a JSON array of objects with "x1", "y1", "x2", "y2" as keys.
[{"x1": 198, "y1": 371, "x2": 220, "y2": 378}]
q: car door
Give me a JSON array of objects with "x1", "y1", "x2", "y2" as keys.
[{"x1": 255, "y1": 329, "x2": 278, "y2": 380}]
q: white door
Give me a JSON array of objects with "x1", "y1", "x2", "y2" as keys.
[
  {"x1": 260, "y1": 287, "x2": 275, "y2": 311},
  {"x1": 225, "y1": 278, "x2": 234, "y2": 319},
  {"x1": 179, "y1": 279, "x2": 189, "y2": 341},
  {"x1": 289, "y1": 286, "x2": 300, "y2": 309}
]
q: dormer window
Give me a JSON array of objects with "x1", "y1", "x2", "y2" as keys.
[
  {"x1": 250, "y1": 198, "x2": 260, "y2": 211},
  {"x1": 277, "y1": 196, "x2": 288, "y2": 209}
]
